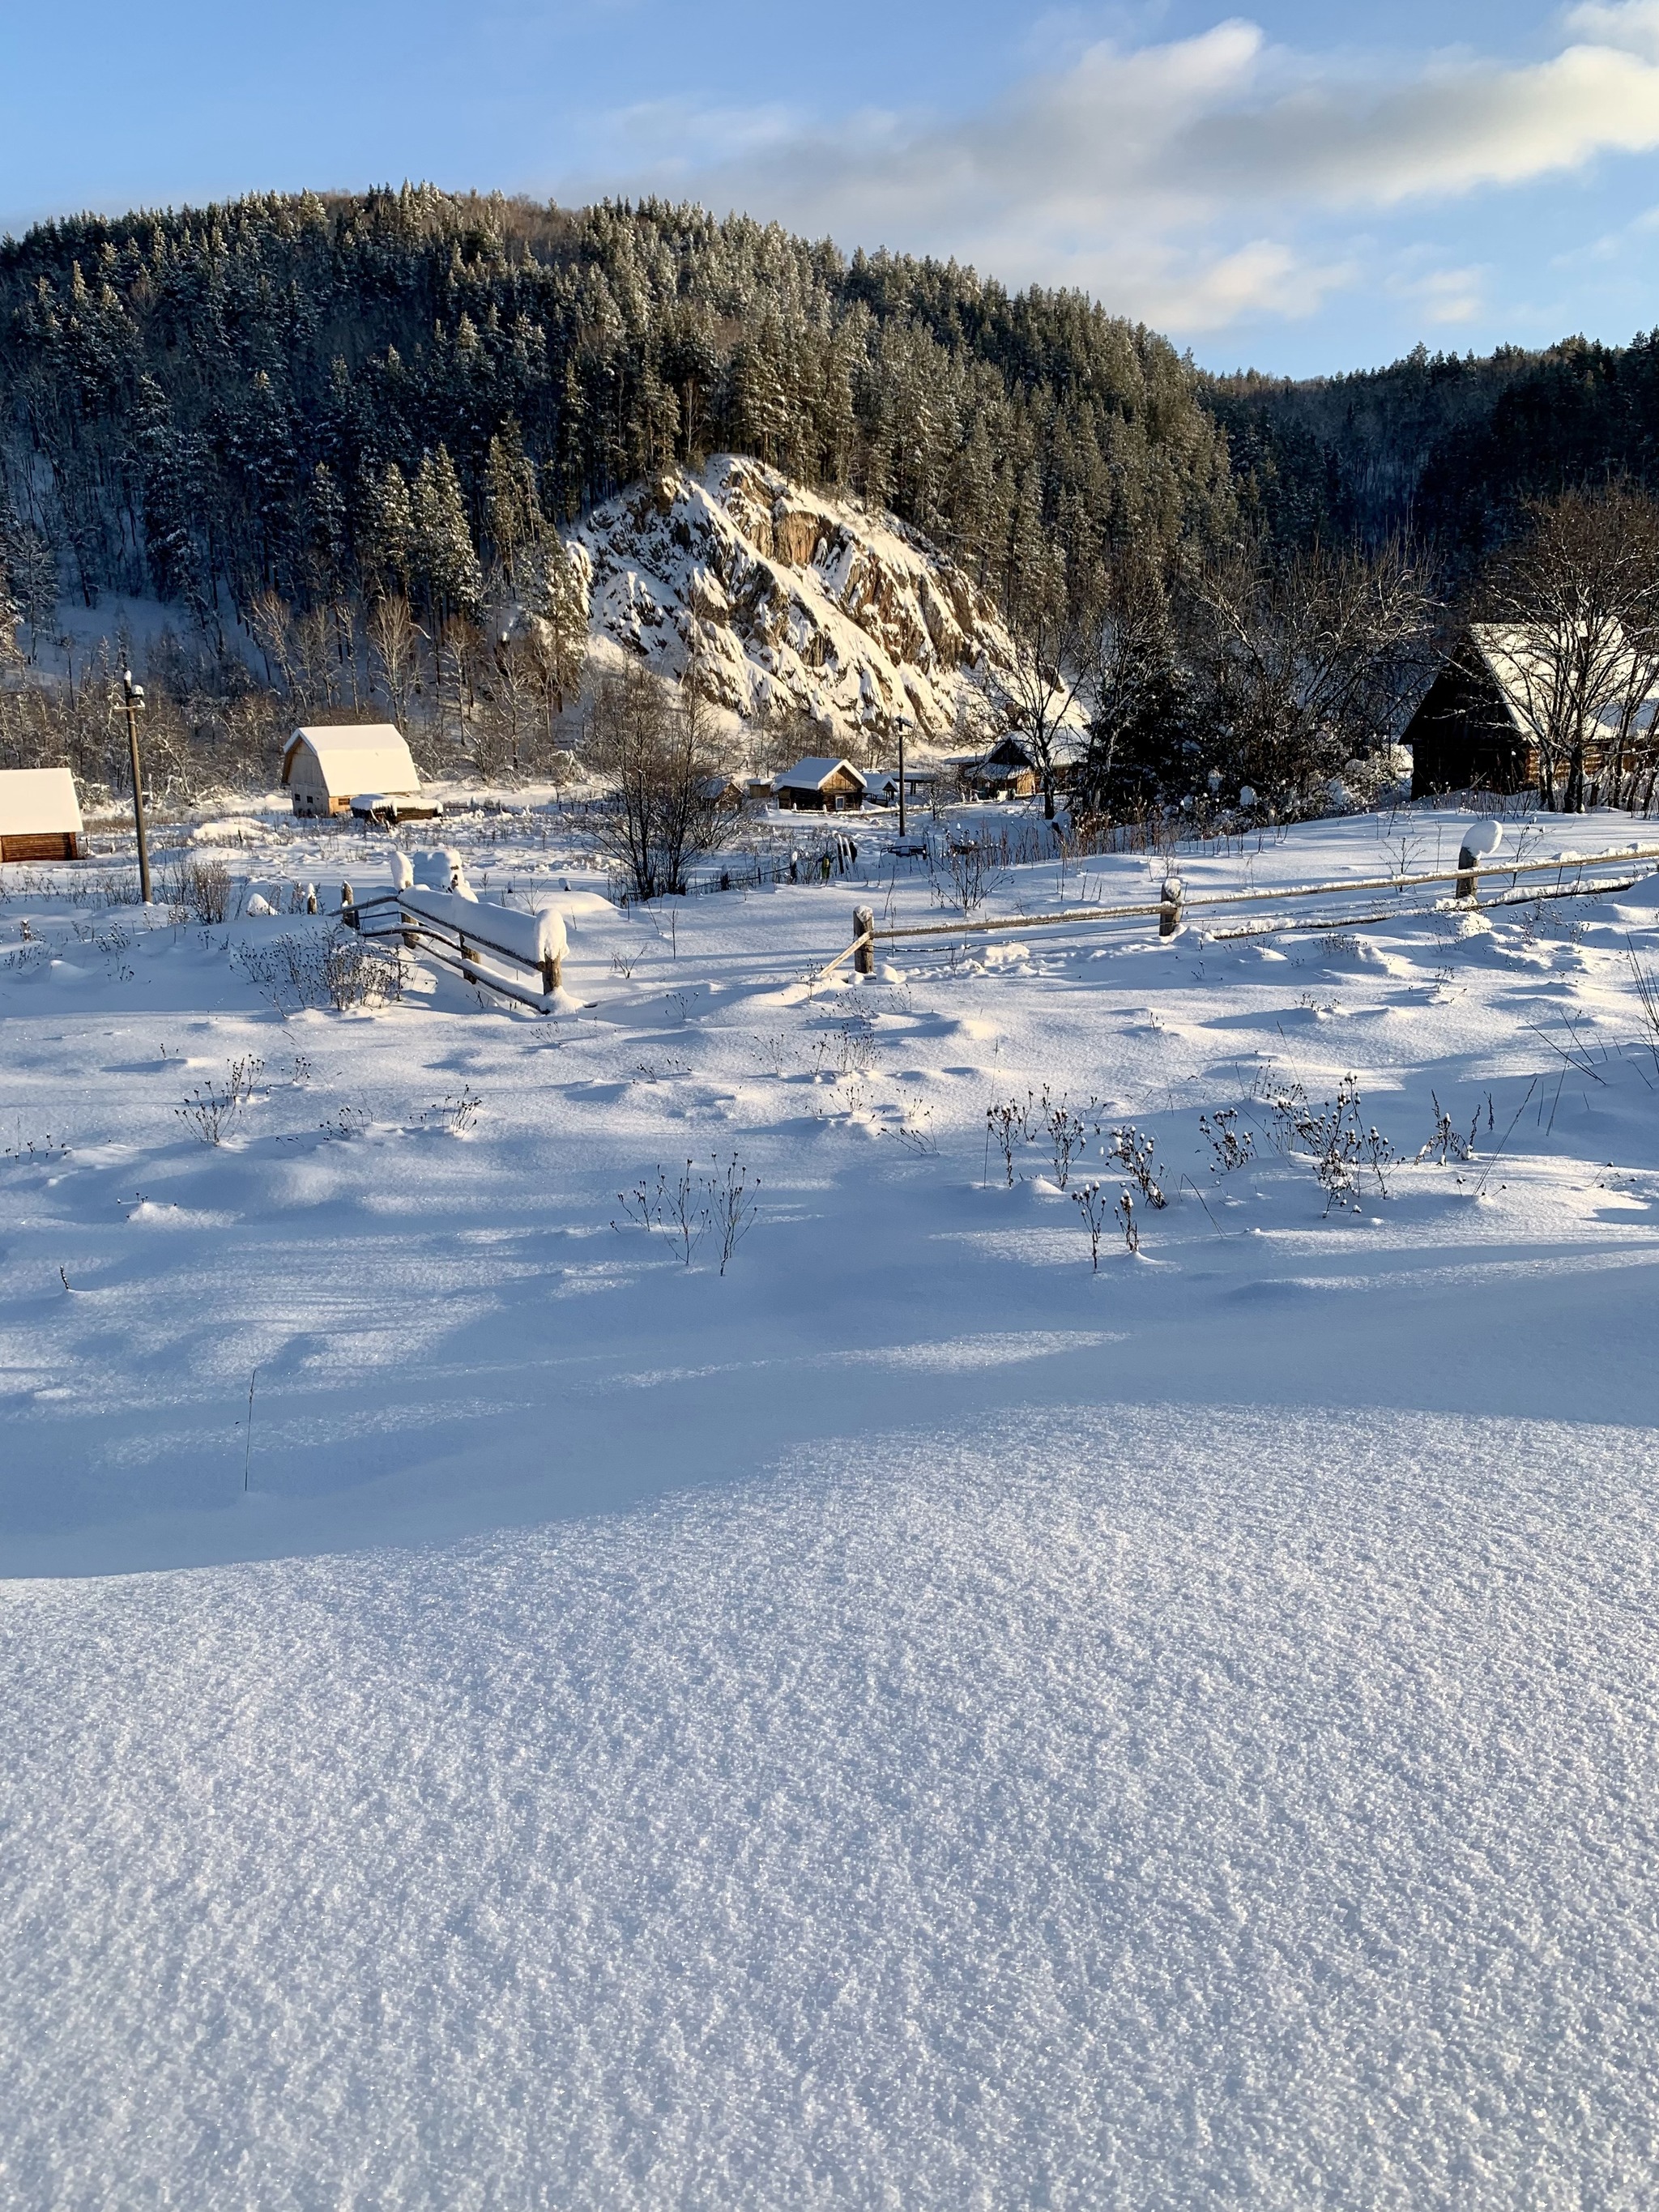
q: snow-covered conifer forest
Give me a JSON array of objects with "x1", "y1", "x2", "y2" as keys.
[{"x1": 7, "y1": 185, "x2": 1659, "y2": 2208}]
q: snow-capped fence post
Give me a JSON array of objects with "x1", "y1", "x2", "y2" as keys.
[
  {"x1": 854, "y1": 906, "x2": 875, "y2": 975},
  {"x1": 539, "y1": 948, "x2": 562, "y2": 994},
  {"x1": 1159, "y1": 875, "x2": 1183, "y2": 937},
  {"x1": 340, "y1": 883, "x2": 356, "y2": 930},
  {"x1": 1456, "y1": 820, "x2": 1503, "y2": 902}
]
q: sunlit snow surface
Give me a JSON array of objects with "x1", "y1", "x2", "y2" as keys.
[
  {"x1": 8, "y1": 1405, "x2": 1659, "y2": 2206},
  {"x1": 6, "y1": 804, "x2": 1659, "y2": 2203}
]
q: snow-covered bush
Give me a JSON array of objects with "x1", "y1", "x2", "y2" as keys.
[{"x1": 237, "y1": 927, "x2": 403, "y2": 1017}]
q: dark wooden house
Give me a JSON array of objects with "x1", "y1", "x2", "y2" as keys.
[
  {"x1": 1405, "y1": 624, "x2": 1647, "y2": 797},
  {"x1": 962, "y1": 735, "x2": 1038, "y2": 801}
]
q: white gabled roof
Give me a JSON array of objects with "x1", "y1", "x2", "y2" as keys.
[
  {"x1": 0, "y1": 766, "x2": 83, "y2": 837},
  {"x1": 1468, "y1": 623, "x2": 1659, "y2": 744},
  {"x1": 775, "y1": 755, "x2": 865, "y2": 791},
  {"x1": 282, "y1": 724, "x2": 420, "y2": 797}
]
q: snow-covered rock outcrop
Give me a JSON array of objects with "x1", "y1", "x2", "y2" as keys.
[{"x1": 569, "y1": 458, "x2": 1018, "y2": 747}]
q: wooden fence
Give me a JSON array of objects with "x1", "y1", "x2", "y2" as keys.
[
  {"x1": 344, "y1": 888, "x2": 565, "y2": 1013},
  {"x1": 823, "y1": 845, "x2": 1659, "y2": 977}
]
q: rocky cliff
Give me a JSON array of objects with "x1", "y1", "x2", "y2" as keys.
[{"x1": 569, "y1": 458, "x2": 1021, "y2": 752}]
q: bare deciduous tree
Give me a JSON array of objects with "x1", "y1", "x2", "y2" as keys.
[
  {"x1": 1179, "y1": 534, "x2": 1435, "y2": 812},
  {"x1": 1476, "y1": 482, "x2": 1659, "y2": 812},
  {"x1": 366, "y1": 594, "x2": 422, "y2": 733},
  {"x1": 583, "y1": 659, "x2": 729, "y2": 900},
  {"x1": 998, "y1": 531, "x2": 1099, "y2": 820}
]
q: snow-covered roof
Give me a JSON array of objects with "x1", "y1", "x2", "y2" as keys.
[
  {"x1": 775, "y1": 756, "x2": 865, "y2": 791},
  {"x1": 0, "y1": 766, "x2": 83, "y2": 837},
  {"x1": 1468, "y1": 624, "x2": 1658, "y2": 743},
  {"x1": 282, "y1": 725, "x2": 420, "y2": 797}
]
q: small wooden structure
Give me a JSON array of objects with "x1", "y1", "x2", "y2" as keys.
[
  {"x1": 0, "y1": 767, "x2": 84, "y2": 861},
  {"x1": 281, "y1": 724, "x2": 429, "y2": 819},
  {"x1": 962, "y1": 736, "x2": 1038, "y2": 801},
  {"x1": 774, "y1": 757, "x2": 867, "y2": 812},
  {"x1": 867, "y1": 766, "x2": 937, "y2": 807}
]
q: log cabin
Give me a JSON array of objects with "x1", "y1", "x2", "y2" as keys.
[{"x1": 0, "y1": 767, "x2": 84, "y2": 861}]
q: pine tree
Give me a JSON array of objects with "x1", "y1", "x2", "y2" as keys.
[
  {"x1": 412, "y1": 444, "x2": 482, "y2": 632},
  {"x1": 357, "y1": 462, "x2": 413, "y2": 599}
]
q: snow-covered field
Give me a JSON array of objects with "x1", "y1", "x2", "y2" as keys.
[{"x1": 5, "y1": 802, "x2": 1659, "y2": 2205}]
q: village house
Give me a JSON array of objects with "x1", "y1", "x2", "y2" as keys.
[
  {"x1": 1405, "y1": 624, "x2": 1655, "y2": 798},
  {"x1": 774, "y1": 757, "x2": 867, "y2": 812},
  {"x1": 281, "y1": 724, "x2": 433, "y2": 820},
  {"x1": 959, "y1": 735, "x2": 1038, "y2": 802},
  {"x1": 0, "y1": 766, "x2": 85, "y2": 861}
]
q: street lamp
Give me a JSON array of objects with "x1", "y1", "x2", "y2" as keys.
[
  {"x1": 122, "y1": 668, "x2": 151, "y2": 903},
  {"x1": 896, "y1": 714, "x2": 909, "y2": 840}
]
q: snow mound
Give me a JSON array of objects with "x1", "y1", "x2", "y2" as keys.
[{"x1": 6, "y1": 1403, "x2": 1659, "y2": 2206}]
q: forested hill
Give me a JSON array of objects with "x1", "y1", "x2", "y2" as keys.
[
  {"x1": 0, "y1": 185, "x2": 1233, "y2": 626},
  {"x1": 1209, "y1": 335, "x2": 1659, "y2": 573}
]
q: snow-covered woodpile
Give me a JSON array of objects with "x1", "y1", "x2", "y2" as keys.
[{"x1": 0, "y1": 766, "x2": 83, "y2": 861}]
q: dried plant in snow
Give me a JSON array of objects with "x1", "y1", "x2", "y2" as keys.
[
  {"x1": 177, "y1": 1055, "x2": 264, "y2": 1145},
  {"x1": 1106, "y1": 1124, "x2": 1166, "y2": 1208}
]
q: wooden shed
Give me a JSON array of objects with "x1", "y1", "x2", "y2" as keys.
[
  {"x1": 774, "y1": 757, "x2": 867, "y2": 812},
  {"x1": 0, "y1": 767, "x2": 84, "y2": 861},
  {"x1": 962, "y1": 735, "x2": 1038, "y2": 801},
  {"x1": 281, "y1": 724, "x2": 426, "y2": 818}
]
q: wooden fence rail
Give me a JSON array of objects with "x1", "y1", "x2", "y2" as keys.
[
  {"x1": 821, "y1": 845, "x2": 1659, "y2": 975},
  {"x1": 344, "y1": 888, "x2": 564, "y2": 1013}
]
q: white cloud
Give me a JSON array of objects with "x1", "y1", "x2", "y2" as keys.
[
  {"x1": 563, "y1": 13, "x2": 1659, "y2": 334},
  {"x1": 1562, "y1": 1, "x2": 1659, "y2": 59}
]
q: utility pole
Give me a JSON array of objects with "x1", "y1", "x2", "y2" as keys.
[
  {"x1": 122, "y1": 668, "x2": 151, "y2": 903},
  {"x1": 897, "y1": 716, "x2": 908, "y2": 841}
]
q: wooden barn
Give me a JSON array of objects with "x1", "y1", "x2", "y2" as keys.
[
  {"x1": 0, "y1": 767, "x2": 85, "y2": 861},
  {"x1": 774, "y1": 757, "x2": 867, "y2": 812},
  {"x1": 281, "y1": 724, "x2": 429, "y2": 819},
  {"x1": 962, "y1": 735, "x2": 1038, "y2": 801},
  {"x1": 1405, "y1": 625, "x2": 1652, "y2": 798}
]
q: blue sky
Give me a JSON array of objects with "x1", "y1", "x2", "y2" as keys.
[{"x1": 5, "y1": 1, "x2": 1659, "y2": 376}]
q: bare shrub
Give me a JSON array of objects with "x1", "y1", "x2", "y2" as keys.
[
  {"x1": 615, "y1": 1153, "x2": 760, "y2": 1272},
  {"x1": 986, "y1": 1094, "x2": 1031, "y2": 1186},
  {"x1": 425, "y1": 1088, "x2": 483, "y2": 1135},
  {"x1": 237, "y1": 927, "x2": 403, "y2": 1016},
  {"x1": 1106, "y1": 1124, "x2": 1167, "y2": 1208},
  {"x1": 177, "y1": 1055, "x2": 263, "y2": 1145},
  {"x1": 187, "y1": 859, "x2": 232, "y2": 924},
  {"x1": 1116, "y1": 1189, "x2": 1141, "y2": 1252},
  {"x1": 1267, "y1": 1072, "x2": 1393, "y2": 1212},
  {"x1": 1038, "y1": 1086, "x2": 1100, "y2": 1188},
  {"x1": 1417, "y1": 1091, "x2": 1478, "y2": 1165},
  {"x1": 1198, "y1": 1107, "x2": 1255, "y2": 1177},
  {"x1": 941, "y1": 837, "x2": 1003, "y2": 915},
  {"x1": 1073, "y1": 1179, "x2": 1110, "y2": 1268},
  {"x1": 706, "y1": 1153, "x2": 761, "y2": 1275}
]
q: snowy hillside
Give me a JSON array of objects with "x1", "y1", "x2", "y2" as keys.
[
  {"x1": 572, "y1": 457, "x2": 1025, "y2": 748},
  {"x1": 6, "y1": 802, "x2": 1659, "y2": 2202}
]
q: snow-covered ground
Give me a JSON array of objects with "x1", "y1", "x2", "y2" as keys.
[{"x1": 5, "y1": 800, "x2": 1659, "y2": 2205}]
